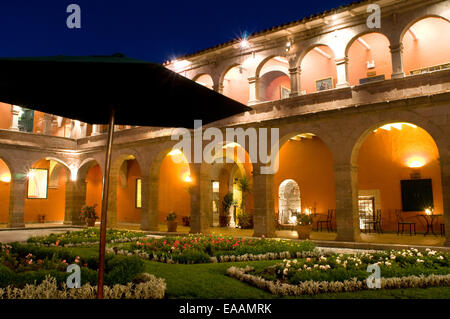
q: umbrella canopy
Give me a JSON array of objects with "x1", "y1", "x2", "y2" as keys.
[{"x1": 0, "y1": 54, "x2": 251, "y2": 128}]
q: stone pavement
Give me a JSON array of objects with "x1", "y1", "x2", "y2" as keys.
[{"x1": 0, "y1": 228, "x2": 79, "y2": 243}]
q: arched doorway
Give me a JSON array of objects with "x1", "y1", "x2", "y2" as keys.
[
  {"x1": 25, "y1": 158, "x2": 68, "y2": 223},
  {"x1": 356, "y1": 122, "x2": 444, "y2": 235},
  {"x1": 278, "y1": 179, "x2": 301, "y2": 225},
  {"x1": 158, "y1": 149, "x2": 191, "y2": 229}
]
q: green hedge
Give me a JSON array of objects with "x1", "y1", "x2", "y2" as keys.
[{"x1": 1, "y1": 244, "x2": 144, "y2": 288}]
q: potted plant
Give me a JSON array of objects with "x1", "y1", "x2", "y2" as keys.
[
  {"x1": 80, "y1": 204, "x2": 98, "y2": 227},
  {"x1": 237, "y1": 176, "x2": 252, "y2": 228},
  {"x1": 220, "y1": 193, "x2": 234, "y2": 227},
  {"x1": 166, "y1": 212, "x2": 178, "y2": 232},
  {"x1": 294, "y1": 210, "x2": 314, "y2": 239}
]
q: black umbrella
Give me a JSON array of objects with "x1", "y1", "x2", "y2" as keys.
[{"x1": 0, "y1": 54, "x2": 251, "y2": 298}]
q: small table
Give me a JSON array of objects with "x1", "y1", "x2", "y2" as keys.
[{"x1": 415, "y1": 214, "x2": 443, "y2": 236}]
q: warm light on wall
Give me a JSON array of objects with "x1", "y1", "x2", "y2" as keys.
[
  {"x1": 0, "y1": 173, "x2": 11, "y2": 183},
  {"x1": 222, "y1": 142, "x2": 240, "y2": 149},
  {"x1": 69, "y1": 165, "x2": 78, "y2": 181},
  {"x1": 406, "y1": 156, "x2": 426, "y2": 168},
  {"x1": 168, "y1": 149, "x2": 182, "y2": 156},
  {"x1": 374, "y1": 122, "x2": 418, "y2": 132}
]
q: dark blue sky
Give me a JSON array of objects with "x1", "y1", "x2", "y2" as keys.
[{"x1": 0, "y1": 0, "x2": 354, "y2": 63}]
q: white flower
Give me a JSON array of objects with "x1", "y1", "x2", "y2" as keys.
[
  {"x1": 417, "y1": 252, "x2": 423, "y2": 257},
  {"x1": 283, "y1": 268, "x2": 289, "y2": 275},
  {"x1": 417, "y1": 259, "x2": 424, "y2": 263},
  {"x1": 438, "y1": 256, "x2": 444, "y2": 260}
]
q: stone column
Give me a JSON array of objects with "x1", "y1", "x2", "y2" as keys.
[
  {"x1": 65, "y1": 180, "x2": 87, "y2": 225},
  {"x1": 43, "y1": 113, "x2": 53, "y2": 135},
  {"x1": 9, "y1": 105, "x2": 21, "y2": 131},
  {"x1": 334, "y1": 163, "x2": 361, "y2": 242},
  {"x1": 106, "y1": 172, "x2": 118, "y2": 228},
  {"x1": 8, "y1": 176, "x2": 26, "y2": 228},
  {"x1": 252, "y1": 165, "x2": 275, "y2": 238},
  {"x1": 441, "y1": 158, "x2": 450, "y2": 247},
  {"x1": 248, "y1": 76, "x2": 260, "y2": 106},
  {"x1": 91, "y1": 124, "x2": 100, "y2": 136},
  {"x1": 141, "y1": 174, "x2": 159, "y2": 231},
  {"x1": 335, "y1": 57, "x2": 350, "y2": 88},
  {"x1": 189, "y1": 163, "x2": 210, "y2": 234},
  {"x1": 212, "y1": 83, "x2": 224, "y2": 94},
  {"x1": 288, "y1": 67, "x2": 301, "y2": 97},
  {"x1": 390, "y1": 43, "x2": 405, "y2": 79}
]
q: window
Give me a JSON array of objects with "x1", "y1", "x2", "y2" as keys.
[
  {"x1": 27, "y1": 168, "x2": 48, "y2": 199},
  {"x1": 358, "y1": 196, "x2": 374, "y2": 230},
  {"x1": 136, "y1": 178, "x2": 142, "y2": 208},
  {"x1": 401, "y1": 179, "x2": 433, "y2": 211}
]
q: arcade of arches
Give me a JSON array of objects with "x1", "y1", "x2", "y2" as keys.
[{"x1": 0, "y1": 3, "x2": 449, "y2": 246}]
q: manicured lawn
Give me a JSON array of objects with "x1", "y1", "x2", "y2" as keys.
[{"x1": 142, "y1": 259, "x2": 450, "y2": 299}]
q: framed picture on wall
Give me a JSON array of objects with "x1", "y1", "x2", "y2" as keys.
[
  {"x1": 280, "y1": 85, "x2": 291, "y2": 99},
  {"x1": 136, "y1": 178, "x2": 142, "y2": 208},
  {"x1": 315, "y1": 77, "x2": 333, "y2": 92},
  {"x1": 27, "y1": 168, "x2": 48, "y2": 199}
]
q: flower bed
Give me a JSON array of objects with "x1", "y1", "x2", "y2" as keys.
[
  {"x1": 0, "y1": 274, "x2": 166, "y2": 299},
  {"x1": 113, "y1": 234, "x2": 316, "y2": 264},
  {"x1": 227, "y1": 248, "x2": 450, "y2": 296},
  {"x1": 0, "y1": 243, "x2": 147, "y2": 288},
  {"x1": 26, "y1": 228, "x2": 146, "y2": 247}
]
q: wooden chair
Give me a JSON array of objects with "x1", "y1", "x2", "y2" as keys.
[
  {"x1": 316, "y1": 209, "x2": 334, "y2": 232},
  {"x1": 364, "y1": 209, "x2": 383, "y2": 234},
  {"x1": 395, "y1": 209, "x2": 416, "y2": 236}
]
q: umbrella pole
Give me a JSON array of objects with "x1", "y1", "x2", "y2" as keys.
[{"x1": 97, "y1": 109, "x2": 115, "y2": 299}]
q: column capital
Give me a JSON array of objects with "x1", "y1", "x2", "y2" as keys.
[
  {"x1": 288, "y1": 66, "x2": 301, "y2": 75},
  {"x1": 247, "y1": 76, "x2": 259, "y2": 84},
  {"x1": 334, "y1": 56, "x2": 349, "y2": 65},
  {"x1": 389, "y1": 43, "x2": 403, "y2": 54}
]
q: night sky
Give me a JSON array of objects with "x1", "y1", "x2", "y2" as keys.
[{"x1": 0, "y1": 0, "x2": 355, "y2": 63}]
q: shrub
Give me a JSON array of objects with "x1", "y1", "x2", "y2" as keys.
[
  {"x1": 0, "y1": 275, "x2": 166, "y2": 299},
  {"x1": 105, "y1": 255, "x2": 144, "y2": 286}
]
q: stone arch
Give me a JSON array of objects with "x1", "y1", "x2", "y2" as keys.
[
  {"x1": 107, "y1": 151, "x2": 143, "y2": 227},
  {"x1": 219, "y1": 63, "x2": 250, "y2": 104},
  {"x1": 399, "y1": 16, "x2": 450, "y2": 76},
  {"x1": 345, "y1": 31, "x2": 393, "y2": 85},
  {"x1": 200, "y1": 139, "x2": 254, "y2": 230},
  {"x1": 351, "y1": 120, "x2": 444, "y2": 235},
  {"x1": 255, "y1": 55, "x2": 291, "y2": 102},
  {"x1": 146, "y1": 144, "x2": 192, "y2": 231},
  {"x1": 274, "y1": 128, "x2": 336, "y2": 227},
  {"x1": 192, "y1": 73, "x2": 214, "y2": 90},
  {"x1": 296, "y1": 43, "x2": 338, "y2": 94}
]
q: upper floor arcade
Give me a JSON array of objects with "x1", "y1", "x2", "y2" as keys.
[{"x1": 165, "y1": 0, "x2": 450, "y2": 106}]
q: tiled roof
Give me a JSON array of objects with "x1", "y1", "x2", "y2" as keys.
[{"x1": 164, "y1": 0, "x2": 367, "y2": 64}]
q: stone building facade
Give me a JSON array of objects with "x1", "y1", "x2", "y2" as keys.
[{"x1": 0, "y1": 0, "x2": 449, "y2": 246}]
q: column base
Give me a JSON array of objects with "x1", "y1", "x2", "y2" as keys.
[
  {"x1": 247, "y1": 100, "x2": 260, "y2": 106},
  {"x1": 252, "y1": 229, "x2": 275, "y2": 238},
  {"x1": 335, "y1": 232, "x2": 361, "y2": 242},
  {"x1": 7, "y1": 223, "x2": 25, "y2": 228},
  {"x1": 336, "y1": 82, "x2": 350, "y2": 88},
  {"x1": 141, "y1": 226, "x2": 160, "y2": 231},
  {"x1": 444, "y1": 238, "x2": 450, "y2": 247},
  {"x1": 391, "y1": 72, "x2": 405, "y2": 79}
]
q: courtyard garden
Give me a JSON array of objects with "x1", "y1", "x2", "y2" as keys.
[{"x1": 0, "y1": 228, "x2": 449, "y2": 299}]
